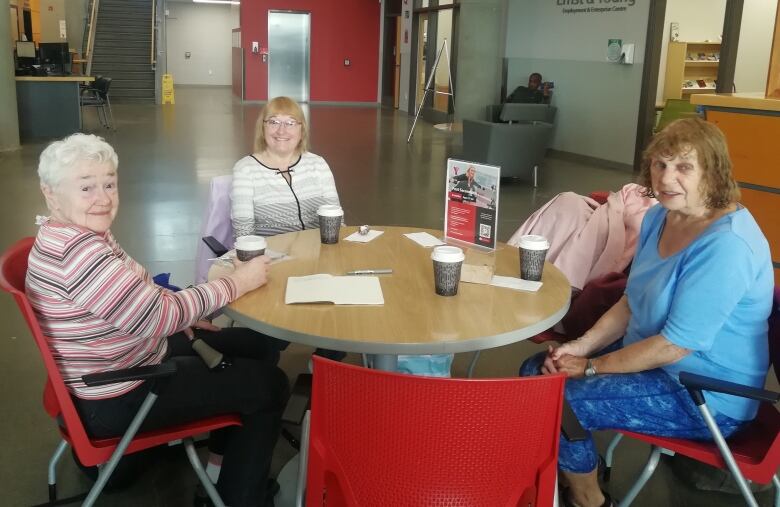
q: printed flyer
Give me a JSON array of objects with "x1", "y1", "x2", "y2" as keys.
[{"x1": 444, "y1": 159, "x2": 500, "y2": 249}]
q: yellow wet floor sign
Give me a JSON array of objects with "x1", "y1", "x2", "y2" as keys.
[{"x1": 162, "y1": 74, "x2": 175, "y2": 104}]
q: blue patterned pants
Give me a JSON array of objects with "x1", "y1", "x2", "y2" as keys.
[{"x1": 519, "y1": 346, "x2": 746, "y2": 473}]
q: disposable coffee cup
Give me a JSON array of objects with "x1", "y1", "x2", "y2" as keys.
[
  {"x1": 235, "y1": 235, "x2": 267, "y2": 262},
  {"x1": 518, "y1": 235, "x2": 550, "y2": 282},
  {"x1": 317, "y1": 205, "x2": 343, "y2": 244},
  {"x1": 431, "y1": 246, "x2": 465, "y2": 297}
]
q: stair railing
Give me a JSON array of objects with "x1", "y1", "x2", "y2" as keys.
[
  {"x1": 151, "y1": 0, "x2": 157, "y2": 69},
  {"x1": 84, "y1": 0, "x2": 100, "y2": 76}
]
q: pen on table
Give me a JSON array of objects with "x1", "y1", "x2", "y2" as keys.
[{"x1": 346, "y1": 269, "x2": 393, "y2": 275}]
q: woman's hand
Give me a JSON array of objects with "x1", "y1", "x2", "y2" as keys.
[
  {"x1": 230, "y1": 255, "x2": 271, "y2": 296},
  {"x1": 541, "y1": 338, "x2": 590, "y2": 374},
  {"x1": 552, "y1": 354, "x2": 588, "y2": 378},
  {"x1": 183, "y1": 319, "x2": 221, "y2": 340}
]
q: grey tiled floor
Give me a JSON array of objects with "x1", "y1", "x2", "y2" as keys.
[{"x1": 0, "y1": 87, "x2": 772, "y2": 506}]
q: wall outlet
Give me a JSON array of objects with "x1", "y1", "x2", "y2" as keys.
[
  {"x1": 252, "y1": 41, "x2": 259, "y2": 53},
  {"x1": 344, "y1": 58, "x2": 351, "y2": 66}
]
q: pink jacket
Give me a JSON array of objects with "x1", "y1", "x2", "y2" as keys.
[{"x1": 508, "y1": 184, "x2": 657, "y2": 290}]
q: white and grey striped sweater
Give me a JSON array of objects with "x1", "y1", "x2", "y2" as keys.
[{"x1": 230, "y1": 152, "x2": 341, "y2": 238}]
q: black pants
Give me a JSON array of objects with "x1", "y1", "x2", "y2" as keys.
[{"x1": 74, "y1": 328, "x2": 290, "y2": 507}]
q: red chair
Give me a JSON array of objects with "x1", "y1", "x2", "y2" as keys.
[
  {"x1": 299, "y1": 356, "x2": 566, "y2": 506},
  {"x1": 0, "y1": 237, "x2": 241, "y2": 507},
  {"x1": 604, "y1": 287, "x2": 780, "y2": 506}
]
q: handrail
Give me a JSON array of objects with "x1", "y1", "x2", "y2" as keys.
[
  {"x1": 151, "y1": 0, "x2": 157, "y2": 67},
  {"x1": 85, "y1": 0, "x2": 99, "y2": 76}
]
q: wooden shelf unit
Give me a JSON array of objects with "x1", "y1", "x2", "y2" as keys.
[{"x1": 664, "y1": 41, "x2": 721, "y2": 100}]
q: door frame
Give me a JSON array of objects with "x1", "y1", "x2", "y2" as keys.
[
  {"x1": 408, "y1": 1, "x2": 459, "y2": 123},
  {"x1": 634, "y1": 0, "x2": 743, "y2": 171}
]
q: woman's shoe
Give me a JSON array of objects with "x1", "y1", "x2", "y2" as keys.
[
  {"x1": 561, "y1": 488, "x2": 616, "y2": 507},
  {"x1": 193, "y1": 479, "x2": 280, "y2": 507}
]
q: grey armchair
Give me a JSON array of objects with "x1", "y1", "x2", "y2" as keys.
[{"x1": 462, "y1": 104, "x2": 557, "y2": 186}]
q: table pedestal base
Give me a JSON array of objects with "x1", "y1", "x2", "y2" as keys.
[{"x1": 369, "y1": 354, "x2": 398, "y2": 371}]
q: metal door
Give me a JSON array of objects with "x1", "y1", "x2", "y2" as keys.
[{"x1": 268, "y1": 11, "x2": 310, "y2": 102}]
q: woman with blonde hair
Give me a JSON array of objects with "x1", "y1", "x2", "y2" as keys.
[
  {"x1": 231, "y1": 96, "x2": 340, "y2": 238},
  {"x1": 230, "y1": 97, "x2": 345, "y2": 362}
]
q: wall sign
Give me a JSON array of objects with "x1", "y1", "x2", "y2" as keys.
[
  {"x1": 557, "y1": 0, "x2": 637, "y2": 15},
  {"x1": 400, "y1": 3, "x2": 412, "y2": 54}
]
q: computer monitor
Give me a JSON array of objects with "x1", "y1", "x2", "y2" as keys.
[
  {"x1": 16, "y1": 40, "x2": 36, "y2": 58},
  {"x1": 38, "y1": 42, "x2": 70, "y2": 75}
]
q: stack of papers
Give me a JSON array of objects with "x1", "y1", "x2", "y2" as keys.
[
  {"x1": 213, "y1": 248, "x2": 289, "y2": 266},
  {"x1": 404, "y1": 232, "x2": 446, "y2": 247},
  {"x1": 344, "y1": 230, "x2": 384, "y2": 243},
  {"x1": 490, "y1": 275, "x2": 542, "y2": 292},
  {"x1": 285, "y1": 274, "x2": 384, "y2": 305}
]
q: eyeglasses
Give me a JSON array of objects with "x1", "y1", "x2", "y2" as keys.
[{"x1": 264, "y1": 119, "x2": 302, "y2": 129}]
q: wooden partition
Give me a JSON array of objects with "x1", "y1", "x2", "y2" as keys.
[
  {"x1": 768, "y1": 1, "x2": 780, "y2": 99},
  {"x1": 703, "y1": 107, "x2": 780, "y2": 284}
]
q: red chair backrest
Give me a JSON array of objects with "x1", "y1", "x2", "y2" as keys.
[
  {"x1": 0, "y1": 238, "x2": 97, "y2": 462},
  {"x1": 306, "y1": 356, "x2": 566, "y2": 507}
]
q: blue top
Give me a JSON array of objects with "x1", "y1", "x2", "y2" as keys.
[{"x1": 624, "y1": 204, "x2": 773, "y2": 420}]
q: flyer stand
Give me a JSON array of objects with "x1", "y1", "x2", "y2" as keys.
[{"x1": 407, "y1": 38, "x2": 455, "y2": 143}]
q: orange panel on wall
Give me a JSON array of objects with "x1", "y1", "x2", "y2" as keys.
[
  {"x1": 740, "y1": 188, "x2": 779, "y2": 268},
  {"x1": 707, "y1": 110, "x2": 780, "y2": 189}
]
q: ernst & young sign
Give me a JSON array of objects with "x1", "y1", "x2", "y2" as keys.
[{"x1": 557, "y1": 0, "x2": 637, "y2": 14}]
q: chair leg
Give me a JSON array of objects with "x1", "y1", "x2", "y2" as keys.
[
  {"x1": 467, "y1": 350, "x2": 481, "y2": 378},
  {"x1": 772, "y1": 474, "x2": 779, "y2": 507},
  {"x1": 603, "y1": 433, "x2": 623, "y2": 482},
  {"x1": 295, "y1": 410, "x2": 311, "y2": 507},
  {"x1": 617, "y1": 445, "x2": 662, "y2": 507},
  {"x1": 184, "y1": 437, "x2": 225, "y2": 507},
  {"x1": 696, "y1": 403, "x2": 759, "y2": 507},
  {"x1": 98, "y1": 104, "x2": 108, "y2": 129},
  {"x1": 47, "y1": 439, "x2": 69, "y2": 502},
  {"x1": 83, "y1": 391, "x2": 159, "y2": 507},
  {"x1": 362, "y1": 354, "x2": 369, "y2": 368},
  {"x1": 533, "y1": 165, "x2": 539, "y2": 188},
  {"x1": 105, "y1": 96, "x2": 115, "y2": 130}
]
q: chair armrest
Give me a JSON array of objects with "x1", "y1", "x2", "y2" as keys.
[
  {"x1": 679, "y1": 371, "x2": 779, "y2": 406},
  {"x1": 82, "y1": 362, "x2": 178, "y2": 387}
]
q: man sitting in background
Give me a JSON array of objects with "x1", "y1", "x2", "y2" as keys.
[{"x1": 507, "y1": 72, "x2": 551, "y2": 104}]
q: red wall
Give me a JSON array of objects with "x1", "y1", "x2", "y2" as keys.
[{"x1": 240, "y1": 1, "x2": 381, "y2": 102}]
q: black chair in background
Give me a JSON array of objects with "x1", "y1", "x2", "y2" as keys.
[{"x1": 81, "y1": 76, "x2": 115, "y2": 130}]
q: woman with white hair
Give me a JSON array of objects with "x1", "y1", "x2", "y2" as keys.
[{"x1": 26, "y1": 133, "x2": 288, "y2": 506}]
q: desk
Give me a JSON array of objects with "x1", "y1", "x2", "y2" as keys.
[
  {"x1": 15, "y1": 76, "x2": 95, "y2": 139},
  {"x1": 212, "y1": 226, "x2": 571, "y2": 371}
]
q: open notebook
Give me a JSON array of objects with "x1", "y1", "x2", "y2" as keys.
[{"x1": 285, "y1": 274, "x2": 385, "y2": 305}]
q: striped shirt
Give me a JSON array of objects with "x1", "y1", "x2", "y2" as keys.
[
  {"x1": 230, "y1": 152, "x2": 341, "y2": 238},
  {"x1": 26, "y1": 222, "x2": 236, "y2": 400}
]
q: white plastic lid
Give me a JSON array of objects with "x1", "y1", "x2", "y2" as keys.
[
  {"x1": 518, "y1": 234, "x2": 550, "y2": 250},
  {"x1": 235, "y1": 235, "x2": 267, "y2": 250},
  {"x1": 431, "y1": 245, "x2": 465, "y2": 263},
  {"x1": 317, "y1": 204, "x2": 344, "y2": 217}
]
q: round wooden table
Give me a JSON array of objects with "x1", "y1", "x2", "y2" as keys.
[{"x1": 212, "y1": 226, "x2": 571, "y2": 371}]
